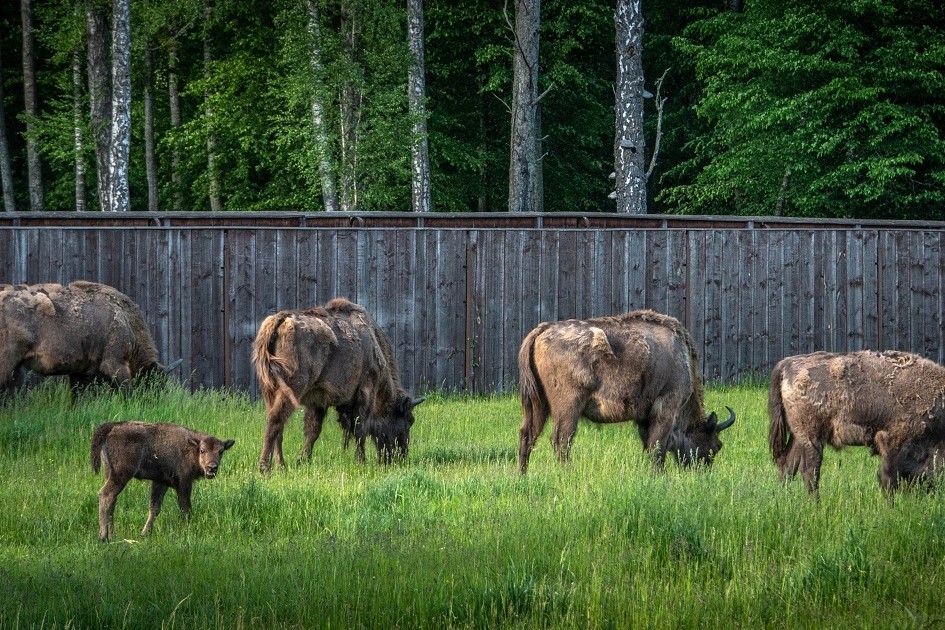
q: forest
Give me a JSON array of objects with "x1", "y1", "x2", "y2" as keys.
[{"x1": 0, "y1": 0, "x2": 943, "y2": 219}]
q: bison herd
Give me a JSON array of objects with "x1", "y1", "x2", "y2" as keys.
[{"x1": 2, "y1": 280, "x2": 944, "y2": 541}]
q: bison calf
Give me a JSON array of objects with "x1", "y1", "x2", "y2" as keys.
[{"x1": 90, "y1": 421, "x2": 234, "y2": 542}]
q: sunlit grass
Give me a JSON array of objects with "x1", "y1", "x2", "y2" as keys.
[{"x1": 1, "y1": 380, "x2": 943, "y2": 628}]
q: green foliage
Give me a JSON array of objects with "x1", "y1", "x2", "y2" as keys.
[
  {"x1": 660, "y1": 0, "x2": 945, "y2": 219},
  {"x1": 2, "y1": 382, "x2": 945, "y2": 627}
]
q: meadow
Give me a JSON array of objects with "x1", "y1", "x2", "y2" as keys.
[{"x1": 0, "y1": 381, "x2": 943, "y2": 629}]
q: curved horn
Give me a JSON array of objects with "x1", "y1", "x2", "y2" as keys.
[
  {"x1": 716, "y1": 406, "x2": 736, "y2": 431},
  {"x1": 412, "y1": 397, "x2": 426, "y2": 408}
]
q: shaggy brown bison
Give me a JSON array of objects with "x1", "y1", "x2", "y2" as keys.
[
  {"x1": 91, "y1": 421, "x2": 234, "y2": 542},
  {"x1": 768, "y1": 350, "x2": 945, "y2": 493},
  {"x1": 252, "y1": 297, "x2": 423, "y2": 471},
  {"x1": 0, "y1": 281, "x2": 164, "y2": 395},
  {"x1": 517, "y1": 309, "x2": 735, "y2": 473}
]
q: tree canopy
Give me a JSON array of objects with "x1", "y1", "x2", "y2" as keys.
[{"x1": 0, "y1": 0, "x2": 942, "y2": 218}]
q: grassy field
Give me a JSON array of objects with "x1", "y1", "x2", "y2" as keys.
[{"x1": 1, "y1": 381, "x2": 944, "y2": 629}]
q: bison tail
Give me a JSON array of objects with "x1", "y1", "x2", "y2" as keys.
[
  {"x1": 90, "y1": 422, "x2": 119, "y2": 473},
  {"x1": 518, "y1": 324, "x2": 550, "y2": 435},
  {"x1": 252, "y1": 313, "x2": 301, "y2": 411},
  {"x1": 767, "y1": 361, "x2": 792, "y2": 464}
]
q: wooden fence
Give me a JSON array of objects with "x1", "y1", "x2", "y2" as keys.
[{"x1": 2, "y1": 212, "x2": 944, "y2": 396}]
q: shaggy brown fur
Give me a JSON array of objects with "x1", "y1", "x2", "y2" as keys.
[
  {"x1": 0, "y1": 281, "x2": 162, "y2": 395},
  {"x1": 517, "y1": 309, "x2": 735, "y2": 473},
  {"x1": 252, "y1": 297, "x2": 422, "y2": 471},
  {"x1": 91, "y1": 421, "x2": 234, "y2": 542},
  {"x1": 768, "y1": 350, "x2": 945, "y2": 493}
]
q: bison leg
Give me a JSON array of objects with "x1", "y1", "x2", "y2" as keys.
[
  {"x1": 798, "y1": 442, "x2": 824, "y2": 494},
  {"x1": 99, "y1": 358, "x2": 134, "y2": 395},
  {"x1": 142, "y1": 482, "x2": 170, "y2": 536},
  {"x1": 298, "y1": 406, "x2": 327, "y2": 464},
  {"x1": 175, "y1": 480, "x2": 194, "y2": 519},
  {"x1": 98, "y1": 475, "x2": 131, "y2": 542},
  {"x1": 259, "y1": 397, "x2": 296, "y2": 473},
  {"x1": 550, "y1": 413, "x2": 580, "y2": 464},
  {"x1": 643, "y1": 397, "x2": 683, "y2": 470},
  {"x1": 518, "y1": 400, "x2": 551, "y2": 474}
]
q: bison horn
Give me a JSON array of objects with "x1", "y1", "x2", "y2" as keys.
[
  {"x1": 716, "y1": 406, "x2": 736, "y2": 431},
  {"x1": 412, "y1": 397, "x2": 426, "y2": 407}
]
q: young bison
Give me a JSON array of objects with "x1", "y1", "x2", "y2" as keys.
[{"x1": 90, "y1": 421, "x2": 235, "y2": 542}]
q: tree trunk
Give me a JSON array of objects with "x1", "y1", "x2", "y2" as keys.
[
  {"x1": 204, "y1": 0, "x2": 222, "y2": 212},
  {"x1": 307, "y1": 0, "x2": 339, "y2": 213},
  {"x1": 614, "y1": 0, "x2": 646, "y2": 214},
  {"x1": 21, "y1": 0, "x2": 44, "y2": 211},
  {"x1": 339, "y1": 0, "x2": 362, "y2": 212},
  {"x1": 507, "y1": 0, "x2": 542, "y2": 214},
  {"x1": 0, "y1": 47, "x2": 16, "y2": 211},
  {"x1": 86, "y1": 0, "x2": 111, "y2": 212},
  {"x1": 108, "y1": 0, "x2": 131, "y2": 212},
  {"x1": 144, "y1": 41, "x2": 158, "y2": 212},
  {"x1": 168, "y1": 36, "x2": 182, "y2": 211},
  {"x1": 73, "y1": 49, "x2": 87, "y2": 212},
  {"x1": 407, "y1": 0, "x2": 431, "y2": 213}
]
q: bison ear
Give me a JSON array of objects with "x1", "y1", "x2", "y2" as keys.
[
  {"x1": 188, "y1": 437, "x2": 200, "y2": 449},
  {"x1": 875, "y1": 431, "x2": 890, "y2": 456},
  {"x1": 223, "y1": 439, "x2": 235, "y2": 451}
]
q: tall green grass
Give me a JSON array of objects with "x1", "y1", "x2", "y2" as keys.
[{"x1": 1, "y1": 381, "x2": 943, "y2": 629}]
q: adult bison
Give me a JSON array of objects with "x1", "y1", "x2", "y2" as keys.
[
  {"x1": 768, "y1": 350, "x2": 945, "y2": 493},
  {"x1": 252, "y1": 297, "x2": 423, "y2": 471},
  {"x1": 517, "y1": 309, "x2": 735, "y2": 473},
  {"x1": 0, "y1": 281, "x2": 165, "y2": 395}
]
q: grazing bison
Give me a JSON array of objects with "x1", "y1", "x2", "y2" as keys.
[
  {"x1": 517, "y1": 309, "x2": 735, "y2": 473},
  {"x1": 768, "y1": 350, "x2": 945, "y2": 493},
  {"x1": 0, "y1": 281, "x2": 165, "y2": 395},
  {"x1": 252, "y1": 297, "x2": 423, "y2": 471},
  {"x1": 91, "y1": 421, "x2": 234, "y2": 542}
]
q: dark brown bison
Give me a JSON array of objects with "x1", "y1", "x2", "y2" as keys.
[
  {"x1": 252, "y1": 297, "x2": 423, "y2": 471},
  {"x1": 91, "y1": 421, "x2": 235, "y2": 542},
  {"x1": 0, "y1": 281, "x2": 165, "y2": 395},
  {"x1": 768, "y1": 350, "x2": 945, "y2": 493},
  {"x1": 517, "y1": 309, "x2": 735, "y2": 473}
]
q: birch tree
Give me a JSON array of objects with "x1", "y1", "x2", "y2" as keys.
[
  {"x1": 307, "y1": 0, "x2": 339, "y2": 212},
  {"x1": 21, "y1": 0, "x2": 44, "y2": 211},
  {"x1": 339, "y1": 0, "x2": 363, "y2": 212},
  {"x1": 168, "y1": 34, "x2": 182, "y2": 211},
  {"x1": 73, "y1": 49, "x2": 87, "y2": 211},
  {"x1": 107, "y1": 0, "x2": 131, "y2": 212},
  {"x1": 407, "y1": 0, "x2": 430, "y2": 213},
  {"x1": 143, "y1": 41, "x2": 158, "y2": 211},
  {"x1": 507, "y1": 0, "x2": 542, "y2": 214},
  {"x1": 204, "y1": 0, "x2": 222, "y2": 211},
  {"x1": 86, "y1": 0, "x2": 111, "y2": 212},
  {"x1": 613, "y1": 0, "x2": 645, "y2": 214},
  {"x1": 0, "y1": 49, "x2": 15, "y2": 212}
]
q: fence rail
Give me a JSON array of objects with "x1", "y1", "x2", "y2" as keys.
[{"x1": 2, "y1": 212, "x2": 943, "y2": 396}]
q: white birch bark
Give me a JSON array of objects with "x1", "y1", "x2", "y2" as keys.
[
  {"x1": 73, "y1": 49, "x2": 87, "y2": 212},
  {"x1": 407, "y1": 0, "x2": 431, "y2": 213},
  {"x1": 0, "y1": 42, "x2": 17, "y2": 211},
  {"x1": 86, "y1": 0, "x2": 111, "y2": 212},
  {"x1": 107, "y1": 0, "x2": 131, "y2": 212},
  {"x1": 614, "y1": 0, "x2": 646, "y2": 214},
  {"x1": 307, "y1": 0, "x2": 339, "y2": 212}
]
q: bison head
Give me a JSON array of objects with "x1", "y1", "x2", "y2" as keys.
[
  {"x1": 875, "y1": 427, "x2": 944, "y2": 492},
  {"x1": 678, "y1": 406, "x2": 735, "y2": 467},
  {"x1": 191, "y1": 436, "x2": 236, "y2": 478},
  {"x1": 375, "y1": 395, "x2": 425, "y2": 463}
]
